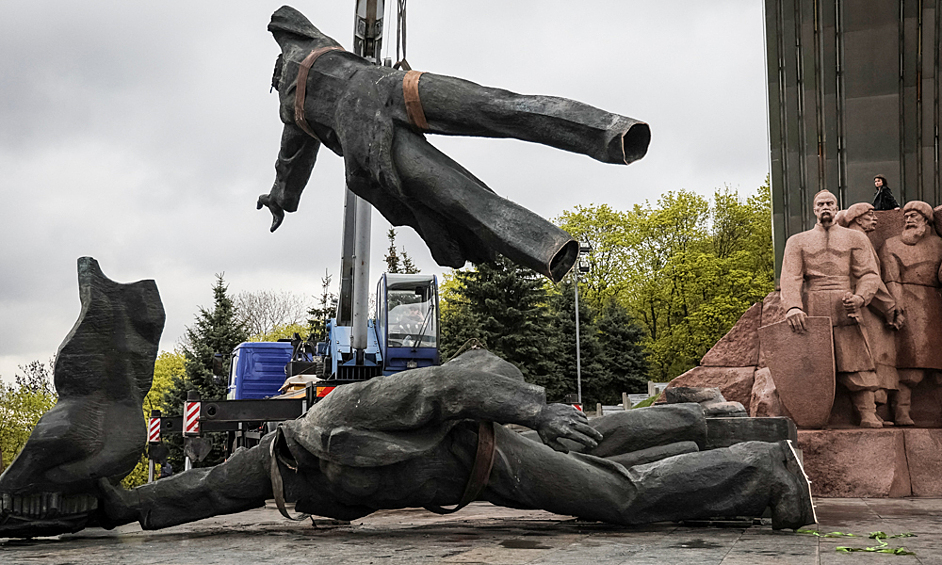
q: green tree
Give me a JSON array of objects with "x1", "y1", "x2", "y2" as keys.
[
  {"x1": 0, "y1": 360, "x2": 57, "y2": 472},
  {"x1": 438, "y1": 271, "x2": 484, "y2": 361},
  {"x1": 307, "y1": 269, "x2": 337, "y2": 342},
  {"x1": 161, "y1": 274, "x2": 249, "y2": 469},
  {"x1": 122, "y1": 349, "x2": 185, "y2": 488},
  {"x1": 555, "y1": 183, "x2": 774, "y2": 383},
  {"x1": 449, "y1": 258, "x2": 566, "y2": 399},
  {"x1": 551, "y1": 279, "x2": 606, "y2": 405},
  {"x1": 596, "y1": 300, "x2": 649, "y2": 396},
  {"x1": 556, "y1": 204, "x2": 632, "y2": 308},
  {"x1": 385, "y1": 227, "x2": 420, "y2": 274},
  {"x1": 249, "y1": 322, "x2": 310, "y2": 342},
  {"x1": 621, "y1": 187, "x2": 773, "y2": 380}
]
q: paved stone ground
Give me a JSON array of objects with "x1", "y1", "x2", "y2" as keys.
[{"x1": 2, "y1": 498, "x2": 941, "y2": 564}]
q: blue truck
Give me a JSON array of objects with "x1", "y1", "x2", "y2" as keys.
[
  {"x1": 225, "y1": 341, "x2": 295, "y2": 400},
  {"x1": 210, "y1": 273, "x2": 440, "y2": 454}
]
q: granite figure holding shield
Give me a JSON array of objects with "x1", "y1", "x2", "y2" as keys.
[
  {"x1": 256, "y1": 6, "x2": 651, "y2": 281},
  {"x1": 780, "y1": 191, "x2": 884, "y2": 427}
]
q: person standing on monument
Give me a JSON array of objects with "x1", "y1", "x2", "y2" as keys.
[
  {"x1": 781, "y1": 190, "x2": 884, "y2": 428},
  {"x1": 836, "y1": 203, "x2": 904, "y2": 422},
  {"x1": 872, "y1": 175, "x2": 900, "y2": 211},
  {"x1": 878, "y1": 201, "x2": 942, "y2": 426}
]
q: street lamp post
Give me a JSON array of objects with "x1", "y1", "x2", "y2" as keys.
[{"x1": 574, "y1": 242, "x2": 592, "y2": 405}]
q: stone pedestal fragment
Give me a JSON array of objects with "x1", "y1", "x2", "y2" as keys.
[
  {"x1": 662, "y1": 367, "x2": 755, "y2": 411},
  {"x1": 797, "y1": 429, "x2": 911, "y2": 497}
]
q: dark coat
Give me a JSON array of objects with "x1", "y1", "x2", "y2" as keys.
[
  {"x1": 260, "y1": 7, "x2": 650, "y2": 280},
  {"x1": 873, "y1": 186, "x2": 899, "y2": 210}
]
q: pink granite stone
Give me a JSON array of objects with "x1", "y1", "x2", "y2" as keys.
[
  {"x1": 903, "y1": 428, "x2": 942, "y2": 496},
  {"x1": 869, "y1": 209, "x2": 904, "y2": 251},
  {"x1": 798, "y1": 429, "x2": 911, "y2": 497},
  {"x1": 758, "y1": 317, "x2": 835, "y2": 429},
  {"x1": 759, "y1": 291, "x2": 787, "y2": 329},
  {"x1": 749, "y1": 366, "x2": 791, "y2": 419},
  {"x1": 664, "y1": 366, "x2": 755, "y2": 413},
  {"x1": 700, "y1": 302, "x2": 761, "y2": 367}
]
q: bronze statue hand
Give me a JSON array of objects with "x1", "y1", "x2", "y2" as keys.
[
  {"x1": 256, "y1": 193, "x2": 285, "y2": 232},
  {"x1": 534, "y1": 403, "x2": 604, "y2": 453},
  {"x1": 785, "y1": 308, "x2": 807, "y2": 333}
]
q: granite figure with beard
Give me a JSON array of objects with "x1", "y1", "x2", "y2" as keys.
[
  {"x1": 879, "y1": 200, "x2": 942, "y2": 426},
  {"x1": 781, "y1": 190, "x2": 885, "y2": 427}
]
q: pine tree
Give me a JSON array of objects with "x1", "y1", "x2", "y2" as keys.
[
  {"x1": 161, "y1": 274, "x2": 249, "y2": 468},
  {"x1": 438, "y1": 273, "x2": 484, "y2": 360},
  {"x1": 596, "y1": 300, "x2": 649, "y2": 396},
  {"x1": 307, "y1": 269, "x2": 337, "y2": 341},
  {"x1": 385, "y1": 228, "x2": 402, "y2": 273},
  {"x1": 453, "y1": 257, "x2": 565, "y2": 399},
  {"x1": 385, "y1": 227, "x2": 420, "y2": 274}
]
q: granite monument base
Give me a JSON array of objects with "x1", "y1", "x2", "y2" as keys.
[{"x1": 797, "y1": 428, "x2": 942, "y2": 497}]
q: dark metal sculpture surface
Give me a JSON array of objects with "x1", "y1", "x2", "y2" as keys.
[
  {"x1": 0, "y1": 258, "x2": 164, "y2": 538},
  {"x1": 257, "y1": 6, "x2": 651, "y2": 281},
  {"x1": 0, "y1": 263, "x2": 815, "y2": 538},
  {"x1": 90, "y1": 349, "x2": 813, "y2": 532}
]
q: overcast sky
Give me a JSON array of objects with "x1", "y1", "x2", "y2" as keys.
[{"x1": 0, "y1": 1, "x2": 769, "y2": 382}]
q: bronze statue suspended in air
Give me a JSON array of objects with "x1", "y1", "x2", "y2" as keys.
[{"x1": 256, "y1": 6, "x2": 651, "y2": 281}]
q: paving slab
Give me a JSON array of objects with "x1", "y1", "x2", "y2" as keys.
[{"x1": 2, "y1": 498, "x2": 941, "y2": 565}]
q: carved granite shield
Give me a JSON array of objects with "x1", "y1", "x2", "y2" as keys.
[{"x1": 758, "y1": 317, "x2": 835, "y2": 429}]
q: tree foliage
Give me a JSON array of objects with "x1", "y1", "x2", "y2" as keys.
[
  {"x1": 307, "y1": 269, "x2": 337, "y2": 342},
  {"x1": 444, "y1": 258, "x2": 567, "y2": 400},
  {"x1": 558, "y1": 182, "x2": 774, "y2": 382},
  {"x1": 161, "y1": 274, "x2": 249, "y2": 469},
  {"x1": 122, "y1": 349, "x2": 184, "y2": 488},
  {"x1": 385, "y1": 227, "x2": 420, "y2": 274},
  {"x1": 0, "y1": 360, "x2": 56, "y2": 472}
]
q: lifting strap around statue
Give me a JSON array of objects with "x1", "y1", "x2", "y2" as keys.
[
  {"x1": 403, "y1": 70, "x2": 428, "y2": 131},
  {"x1": 294, "y1": 46, "x2": 345, "y2": 140},
  {"x1": 269, "y1": 426, "x2": 311, "y2": 522},
  {"x1": 424, "y1": 421, "x2": 496, "y2": 515}
]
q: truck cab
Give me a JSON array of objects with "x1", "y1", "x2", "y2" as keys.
[{"x1": 376, "y1": 273, "x2": 439, "y2": 375}]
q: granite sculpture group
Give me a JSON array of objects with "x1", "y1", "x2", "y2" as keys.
[
  {"x1": 779, "y1": 192, "x2": 942, "y2": 429},
  {"x1": 0, "y1": 6, "x2": 817, "y2": 539}
]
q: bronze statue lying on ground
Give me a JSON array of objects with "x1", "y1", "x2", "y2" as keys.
[
  {"x1": 257, "y1": 6, "x2": 651, "y2": 281},
  {"x1": 95, "y1": 350, "x2": 815, "y2": 532},
  {"x1": 0, "y1": 260, "x2": 815, "y2": 538}
]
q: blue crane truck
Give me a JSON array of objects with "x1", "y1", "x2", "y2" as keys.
[{"x1": 201, "y1": 273, "x2": 440, "y2": 454}]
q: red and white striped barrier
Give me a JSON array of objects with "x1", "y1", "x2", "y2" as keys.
[
  {"x1": 148, "y1": 417, "x2": 161, "y2": 442},
  {"x1": 184, "y1": 400, "x2": 200, "y2": 435}
]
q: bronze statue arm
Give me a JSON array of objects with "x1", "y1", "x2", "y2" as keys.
[
  {"x1": 313, "y1": 352, "x2": 602, "y2": 453},
  {"x1": 257, "y1": 123, "x2": 320, "y2": 232}
]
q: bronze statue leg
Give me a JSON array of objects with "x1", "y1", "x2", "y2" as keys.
[
  {"x1": 391, "y1": 129, "x2": 577, "y2": 280},
  {"x1": 484, "y1": 425, "x2": 793, "y2": 526},
  {"x1": 99, "y1": 435, "x2": 276, "y2": 530}
]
